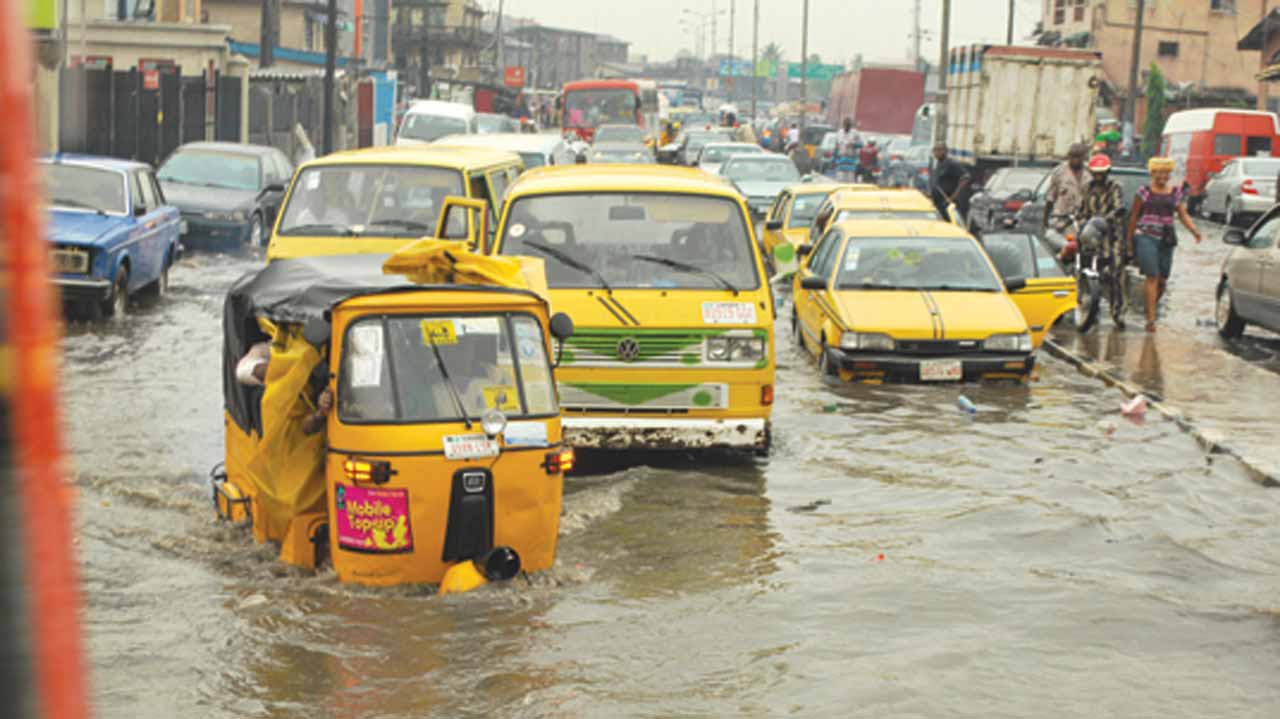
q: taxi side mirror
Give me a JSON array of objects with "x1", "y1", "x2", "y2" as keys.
[
  {"x1": 1003, "y1": 276, "x2": 1028, "y2": 292},
  {"x1": 549, "y1": 312, "x2": 575, "y2": 367},
  {"x1": 765, "y1": 219, "x2": 783, "y2": 231},
  {"x1": 435, "y1": 196, "x2": 489, "y2": 252}
]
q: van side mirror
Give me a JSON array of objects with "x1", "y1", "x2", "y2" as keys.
[
  {"x1": 1223, "y1": 229, "x2": 1246, "y2": 245},
  {"x1": 799, "y1": 274, "x2": 826, "y2": 291},
  {"x1": 765, "y1": 219, "x2": 783, "y2": 231},
  {"x1": 435, "y1": 196, "x2": 489, "y2": 252},
  {"x1": 796, "y1": 243, "x2": 814, "y2": 257},
  {"x1": 549, "y1": 312, "x2": 574, "y2": 367}
]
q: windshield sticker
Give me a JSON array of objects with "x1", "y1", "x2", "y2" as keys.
[
  {"x1": 305, "y1": 172, "x2": 321, "y2": 190},
  {"x1": 420, "y1": 319, "x2": 458, "y2": 346},
  {"x1": 456, "y1": 317, "x2": 501, "y2": 335},
  {"x1": 503, "y1": 421, "x2": 548, "y2": 448},
  {"x1": 702, "y1": 302, "x2": 758, "y2": 325},
  {"x1": 509, "y1": 223, "x2": 526, "y2": 238},
  {"x1": 483, "y1": 385, "x2": 520, "y2": 411},
  {"x1": 350, "y1": 356, "x2": 382, "y2": 388},
  {"x1": 844, "y1": 248, "x2": 861, "y2": 271},
  {"x1": 334, "y1": 484, "x2": 413, "y2": 554},
  {"x1": 517, "y1": 337, "x2": 541, "y2": 360},
  {"x1": 349, "y1": 324, "x2": 384, "y2": 387}
]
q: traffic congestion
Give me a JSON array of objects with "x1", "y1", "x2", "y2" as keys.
[{"x1": 10, "y1": 1, "x2": 1280, "y2": 716}]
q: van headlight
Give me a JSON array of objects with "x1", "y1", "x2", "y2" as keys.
[
  {"x1": 984, "y1": 332, "x2": 1031, "y2": 352},
  {"x1": 706, "y1": 336, "x2": 766, "y2": 362},
  {"x1": 839, "y1": 332, "x2": 895, "y2": 351}
]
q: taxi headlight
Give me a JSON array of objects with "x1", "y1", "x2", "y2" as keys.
[
  {"x1": 984, "y1": 332, "x2": 1031, "y2": 352},
  {"x1": 840, "y1": 332, "x2": 895, "y2": 351}
]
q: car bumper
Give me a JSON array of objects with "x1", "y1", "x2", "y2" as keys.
[
  {"x1": 562, "y1": 416, "x2": 770, "y2": 451},
  {"x1": 182, "y1": 216, "x2": 250, "y2": 246},
  {"x1": 828, "y1": 350, "x2": 1036, "y2": 381},
  {"x1": 1237, "y1": 194, "x2": 1274, "y2": 215},
  {"x1": 53, "y1": 275, "x2": 111, "y2": 303}
]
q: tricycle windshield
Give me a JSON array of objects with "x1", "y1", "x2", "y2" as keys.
[
  {"x1": 42, "y1": 163, "x2": 126, "y2": 215},
  {"x1": 277, "y1": 164, "x2": 466, "y2": 237},
  {"x1": 338, "y1": 313, "x2": 557, "y2": 424}
]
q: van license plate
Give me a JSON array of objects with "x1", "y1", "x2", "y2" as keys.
[
  {"x1": 920, "y1": 359, "x2": 962, "y2": 382},
  {"x1": 443, "y1": 434, "x2": 499, "y2": 460}
]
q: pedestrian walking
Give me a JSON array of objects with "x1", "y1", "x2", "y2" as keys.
[
  {"x1": 929, "y1": 143, "x2": 970, "y2": 220},
  {"x1": 1043, "y1": 143, "x2": 1089, "y2": 235},
  {"x1": 1124, "y1": 156, "x2": 1203, "y2": 333}
]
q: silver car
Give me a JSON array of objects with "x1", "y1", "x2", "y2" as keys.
[
  {"x1": 696, "y1": 142, "x2": 765, "y2": 175},
  {"x1": 1200, "y1": 157, "x2": 1280, "y2": 227},
  {"x1": 1217, "y1": 206, "x2": 1280, "y2": 339}
]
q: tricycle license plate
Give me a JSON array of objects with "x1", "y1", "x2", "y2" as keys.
[
  {"x1": 920, "y1": 359, "x2": 962, "y2": 382},
  {"x1": 443, "y1": 434, "x2": 499, "y2": 460}
]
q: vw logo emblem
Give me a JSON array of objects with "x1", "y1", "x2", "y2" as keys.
[{"x1": 616, "y1": 337, "x2": 641, "y2": 362}]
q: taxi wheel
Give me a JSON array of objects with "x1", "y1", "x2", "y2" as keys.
[{"x1": 818, "y1": 338, "x2": 839, "y2": 377}]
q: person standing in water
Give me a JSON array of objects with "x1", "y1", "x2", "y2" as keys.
[{"x1": 1125, "y1": 157, "x2": 1203, "y2": 333}]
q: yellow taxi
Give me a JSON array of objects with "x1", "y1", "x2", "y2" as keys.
[
  {"x1": 761, "y1": 182, "x2": 875, "y2": 274},
  {"x1": 266, "y1": 146, "x2": 523, "y2": 261},
  {"x1": 805, "y1": 188, "x2": 960, "y2": 247},
  {"x1": 490, "y1": 164, "x2": 775, "y2": 453},
  {"x1": 791, "y1": 219, "x2": 1067, "y2": 382}
]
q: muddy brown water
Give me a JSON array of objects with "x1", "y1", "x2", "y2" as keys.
[{"x1": 62, "y1": 249, "x2": 1280, "y2": 717}]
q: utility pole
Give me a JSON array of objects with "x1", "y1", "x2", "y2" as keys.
[
  {"x1": 912, "y1": 0, "x2": 922, "y2": 66},
  {"x1": 419, "y1": 2, "x2": 431, "y2": 99},
  {"x1": 937, "y1": 0, "x2": 950, "y2": 145},
  {"x1": 496, "y1": 0, "x2": 505, "y2": 74},
  {"x1": 1006, "y1": 0, "x2": 1015, "y2": 45},
  {"x1": 800, "y1": 0, "x2": 809, "y2": 131},
  {"x1": 1125, "y1": 0, "x2": 1146, "y2": 156},
  {"x1": 751, "y1": 0, "x2": 759, "y2": 118},
  {"x1": 323, "y1": 0, "x2": 337, "y2": 154},
  {"x1": 259, "y1": 0, "x2": 278, "y2": 67},
  {"x1": 711, "y1": 0, "x2": 718, "y2": 68},
  {"x1": 728, "y1": 0, "x2": 735, "y2": 100}
]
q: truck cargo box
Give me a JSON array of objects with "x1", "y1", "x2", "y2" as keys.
[{"x1": 827, "y1": 67, "x2": 924, "y2": 136}]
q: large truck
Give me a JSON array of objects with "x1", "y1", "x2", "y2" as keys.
[
  {"x1": 945, "y1": 45, "x2": 1102, "y2": 172},
  {"x1": 827, "y1": 67, "x2": 924, "y2": 135}
]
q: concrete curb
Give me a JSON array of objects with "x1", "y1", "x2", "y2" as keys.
[{"x1": 1044, "y1": 338, "x2": 1278, "y2": 487}]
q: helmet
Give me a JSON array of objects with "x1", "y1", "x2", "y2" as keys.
[{"x1": 1087, "y1": 154, "x2": 1112, "y2": 173}]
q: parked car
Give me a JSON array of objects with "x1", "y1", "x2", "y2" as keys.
[
  {"x1": 42, "y1": 155, "x2": 182, "y2": 319},
  {"x1": 1199, "y1": 156, "x2": 1280, "y2": 227},
  {"x1": 157, "y1": 142, "x2": 292, "y2": 249},
  {"x1": 880, "y1": 144, "x2": 931, "y2": 190},
  {"x1": 966, "y1": 166, "x2": 1049, "y2": 234},
  {"x1": 1013, "y1": 164, "x2": 1148, "y2": 235},
  {"x1": 435, "y1": 132, "x2": 576, "y2": 168},
  {"x1": 473, "y1": 112, "x2": 521, "y2": 134},
  {"x1": 721, "y1": 154, "x2": 802, "y2": 217},
  {"x1": 1161, "y1": 108, "x2": 1280, "y2": 209},
  {"x1": 1216, "y1": 206, "x2": 1280, "y2": 339},
  {"x1": 696, "y1": 141, "x2": 765, "y2": 175},
  {"x1": 395, "y1": 100, "x2": 476, "y2": 145}
]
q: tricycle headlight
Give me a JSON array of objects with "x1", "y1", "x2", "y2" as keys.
[
  {"x1": 840, "y1": 332, "x2": 895, "y2": 351},
  {"x1": 984, "y1": 332, "x2": 1031, "y2": 352}
]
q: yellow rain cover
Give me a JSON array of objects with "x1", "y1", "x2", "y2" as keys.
[
  {"x1": 382, "y1": 238, "x2": 547, "y2": 297},
  {"x1": 242, "y1": 323, "x2": 328, "y2": 544}
]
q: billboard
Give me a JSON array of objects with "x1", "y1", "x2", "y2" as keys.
[
  {"x1": 27, "y1": 0, "x2": 56, "y2": 31},
  {"x1": 787, "y1": 63, "x2": 843, "y2": 80}
]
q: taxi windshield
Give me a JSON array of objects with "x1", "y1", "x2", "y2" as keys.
[
  {"x1": 339, "y1": 313, "x2": 556, "y2": 424},
  {"x1": 277, "y1": 164, "x2": 465, "y2": 236},
  {"x1": 499, "y1": 192, "x2": 760, "y2": 291},
  {"x1": 835, "y1": 236, "x2": 1001, "y2": 292}
]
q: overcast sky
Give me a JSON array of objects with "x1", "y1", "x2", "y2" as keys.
[{"x1": 493, "y1": 0, "x2": 1046, "y2": 66}]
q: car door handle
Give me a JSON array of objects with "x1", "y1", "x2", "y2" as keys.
[{"x1": 1053, "y1": 290, "x2": 1069, "y2": 298}]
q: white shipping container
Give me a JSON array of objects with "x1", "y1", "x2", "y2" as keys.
[{"x1": 946, "y1": 46, "x2": 1102, "y2": 166}]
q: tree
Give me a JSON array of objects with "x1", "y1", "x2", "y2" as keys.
[
  {"x1": 807, "y1": 53, "x2": 822, "y2": 66},
  {"x1": 761, "y1": 42, "x2": 783, "y2": 63},
  {"x1": 1142, "y1": 62, "x2": 1167, "y2": 160}
]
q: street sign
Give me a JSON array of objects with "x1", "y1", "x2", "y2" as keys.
[
  {"x1": 143, "y1": 70, "x2": 159, "y2": 91},
  {"x1": 503, "y1": 66, "x2": 526, "y2": 89},
  {"x1": 787, "y1": 63, "x2": 844, "y2": 80},
  {"x1": 718, "y1": 58, "x2": 753, "y2": 78}
]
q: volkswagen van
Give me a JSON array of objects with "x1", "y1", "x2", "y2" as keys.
[
  {"x1": 266, "y1": 146, "x2": 524, "y2": 261},
  {"x1": 491, "y1": 165, "x2": 775, "y2": 452},
  {"x1": 216, "y1": 244, "x2": 575, "y2": 589},
  {"x1": 792, "y1": 219, "x2": 1062, "y2": 382}
]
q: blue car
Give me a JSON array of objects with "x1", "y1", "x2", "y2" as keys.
[{"x1": 41, "y1": 155, "x2": 182, "y2": 319}]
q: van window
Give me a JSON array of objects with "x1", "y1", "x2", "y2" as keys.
[
  {"x1": 1246, "y1": 136, "x2": 1273, "y2": 156},
  {"x1": 469, "y1": 173, "x2": 496, "y2": 231},
  {"x1": 1214, "y1": 135, "x2": 1242, "y2": 156}
]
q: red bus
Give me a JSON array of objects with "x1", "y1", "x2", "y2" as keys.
[{"x1": 560, "y1": 79, "x2": 642, "y2": 142}]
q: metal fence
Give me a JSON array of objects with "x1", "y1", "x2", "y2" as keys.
[{"x1": 248, "y1": 73, "x2": 353, "y2": 167}]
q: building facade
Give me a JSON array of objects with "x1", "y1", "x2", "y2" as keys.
[{"x1": 1237, "y1": 7, "x2": 1280, "y2": 111}]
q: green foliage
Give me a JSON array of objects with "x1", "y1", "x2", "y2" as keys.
[{"x1": 1142, "y1": 62, "x2": 1167, "y2": 160}]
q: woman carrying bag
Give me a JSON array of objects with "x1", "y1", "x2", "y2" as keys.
[{"x1": 1125, "y1": 157, "x2": 1203, "y2": 333}]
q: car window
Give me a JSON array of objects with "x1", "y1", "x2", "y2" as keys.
[
  {"x1": 1214, "y1": 134, "x2": 1242, "y2": 156},
  {"x1": 1031, "y1": 235, "x2": 1068, "y2": 277},
  {"x1": 808, "y1": 230, "x2": 842, "y2": 280},
  {"x1": 488, "y1": 168, "x2": 511, "y2": 207},
  {"x1": 1246, "y1": 135, "x2": 1272, "y2": 156},
  {"x1": 147, "y1": 172, "x2": 166, "y2": 206},
  {"x1": 810, "y1": 200, "x2": 834, "y2": 243},
  {"x1": 134, "y1": 171, "x2": 157, "y2": 212},
  {"x1": 981, "y1": 234, "x2": 1035, "y2": 279},
  {"x1": 1247, "y1": 212, "x2": 1280, "y2": 250},
  {"x1": 769, "y1": 193, "x2": 791, "y2": 222},
  {"x1": 790, "y1": 193, "x2": 826, "y2": 228},
  {"x1": 470, "y1": 173, "x2": 497, "y2": 232}
]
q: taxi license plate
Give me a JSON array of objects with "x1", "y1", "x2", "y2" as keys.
[
  {"x1": 920, "y1": 359, "x2": 962, "y2": 382},
  {"x1": 443, "y1": 434, "x2": 499, "y2": 460},
  {"x1": 51, "y1": 249, "x2": 88, "y2": 274}
]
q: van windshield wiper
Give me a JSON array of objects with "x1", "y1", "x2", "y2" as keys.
[
  {"x1": 523, "y1": 239, "x2": 613, "y2": 293},
  {"x1": 425, "y1": 333, "x2": 473, "y2": 430},
  {"x1": 631, "y1": 254, "x2": 739, "y2": 295},
  {"x1": 368, "y1": 219, "x2": 434, "y2": 233},
  {"x1": 282, "y1": 223, "x2": 357, "y2": 237}
]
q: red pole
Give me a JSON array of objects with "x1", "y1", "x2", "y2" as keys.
[{"x1": 1, "y1": 2, "x2": 89, "y2": 718}]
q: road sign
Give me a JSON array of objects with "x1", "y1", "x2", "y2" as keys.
[
  {"x1": 787, "y1": 63, "x2": 844, "y2": 80},
  {"x1": 503, "y1": 66, "x2": 526, "y2": 88},
  {"x1": 718, "y1": 58, "x2": 753, "y2": 77},
  {"x1": 142, "y1": 70, "x2": 159, "y2": 91}
]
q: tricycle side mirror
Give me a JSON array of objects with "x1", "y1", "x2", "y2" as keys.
[
  {"x1": 765, "y1": 219, "x2": 783, "y2": 231},
  {"x1": 1223, "y1": 229, "x2": 1247, "y2": 246},
  {"x1": 796, "y1": 243, "x2": 814, "y2": 257},
  {"x1": 799, "y1": 274, "x2": 826, "y2": 291},
  {"x1": 302, "y1": 317, "x2": 331, "y2": 347},
  {"x1": 549, "y1": 312, "x2": 574, "y2": 367}
]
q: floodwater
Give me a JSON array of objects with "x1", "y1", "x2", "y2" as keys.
[{"x1": 63, "y1": 249, "x2": 1280, "y2": 718}]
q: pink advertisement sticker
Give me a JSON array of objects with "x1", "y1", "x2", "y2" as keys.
[{"x1": 334, "y1": 483, "x2": 414, "y2": 554}]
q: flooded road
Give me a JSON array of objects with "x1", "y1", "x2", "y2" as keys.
[{"x1": 64, "y1": 250, "x2": 1280, "y2": 717}]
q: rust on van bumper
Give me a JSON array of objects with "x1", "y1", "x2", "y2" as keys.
[{"x1": 562, "y1": 417, "x2": 770, "y2": 452}]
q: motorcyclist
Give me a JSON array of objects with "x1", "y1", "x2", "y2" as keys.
[
  {"x1": 857, "y1": 140, "x2": 880, "y2": 183},
  {"x1": 1064, "y1": 153, "x2": 1130, "y2": 326}
]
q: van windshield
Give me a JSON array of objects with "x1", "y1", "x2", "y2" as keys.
[
  {"x1": 339, "y1": 314, "x2": 556, "y2": 424},
  {"x1": 277, "y1": 164, "x2": 466, "y2": 237},
  {"x1": 499, "y1": 192, "x2": 760, "y2": 291}
]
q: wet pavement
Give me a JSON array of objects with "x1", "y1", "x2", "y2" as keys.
[
  {"x1": 1051, "y1": 220, "x2": 1280, "y2": 480},
  {"x1": 63, "y1": 246, "x2": 1280, "y2": 717}
]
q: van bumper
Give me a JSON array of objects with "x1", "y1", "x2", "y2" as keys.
[{"x1": 562, "y1": 417, "x2": 770, "y2": 452}]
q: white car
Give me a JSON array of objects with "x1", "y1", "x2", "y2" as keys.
[
  {"x1": 1200, "y1": 156, "x2": 1280, "y2": 227},
  {"x1": 695, "y1": 141, "x2": 765, "y2": 175},
  {"x1": 434, "y1": 133, "x2": 577, "y2": 169},
  {"x1": 395, "y1": 100, "x2": 475, "y2": 146}
]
